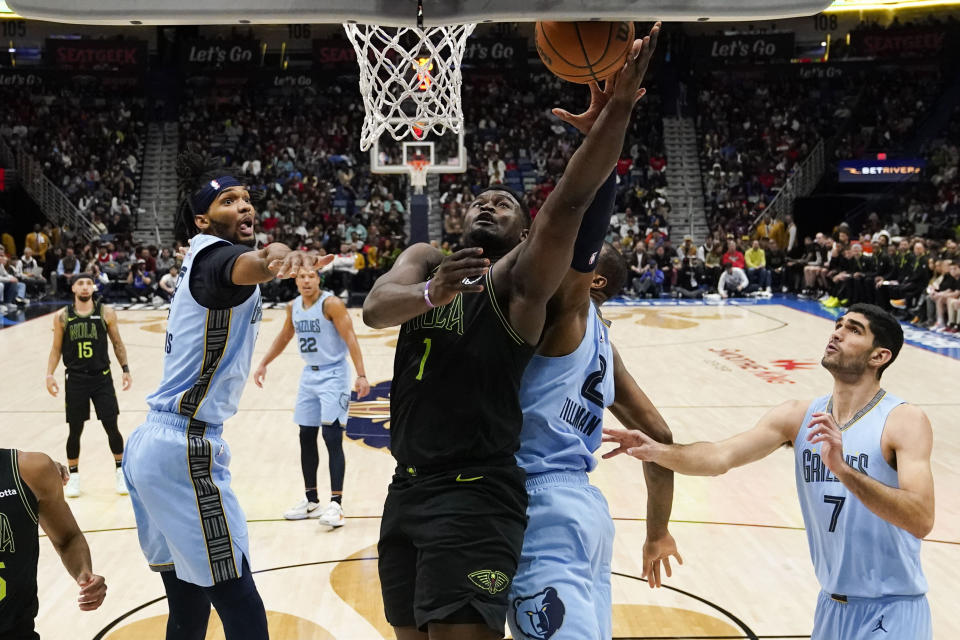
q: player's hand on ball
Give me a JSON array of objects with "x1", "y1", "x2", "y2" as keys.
[
  {"x1": 552, "y1": 81, "x2": 612, "y2": 136},
  {"x1": 355, "y1": 375, "x2": 370, "y2": 399},
  {"x1": 76, "y1": 573, "x2": 107, "y2": 611},
  {"x1": 806, "y1": 412, "x2": 845, "y2": 476},
  {"x1": 428, "y1": 247, "x2": 490, "y2": 306},
  {"x1": 609, "y1": 21, "x2": 660, "y2": 106},
  {"x1": 601, "y1": 426, "x2": 661, "y2": 461},
  {"x1": 45, "y1": 375, "x2": 59, "y2": 397},
  {"x1": 642, "y1": 532, "x2": 683, "y2": 589}
]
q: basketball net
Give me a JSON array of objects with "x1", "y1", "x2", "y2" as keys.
[
  {"x1": 408, "y1": 159, "x2": 429, "y2": 194},
  {"x1": 343, "y1": 20, "x2": 476, "y2": 151}
]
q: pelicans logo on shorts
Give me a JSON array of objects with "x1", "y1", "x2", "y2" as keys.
[
  {"x1": 468, "y1": 569, "x2": 510, "y2": 595},
  {"x1": 345, "y1": 380, "x2": 391, "y2": 450},
  {"x1": 513, "y1": 587, "x2": 566, "y2": 640}
]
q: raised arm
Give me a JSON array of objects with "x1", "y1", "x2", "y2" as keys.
[
  {"x1": 807, "y1": 403, "x2": 934, "y2": 539},
  {"x1": 362, "y1": 243, "x2": 489, "y2": 329},
  {"x1": 103, "y1": 305, "x2": 131, "y2": 391},
  {"x1": 325, "y1": 295, "x2": 370, "y2": 399},
  {"x1": 603, "y1": 399, "x2": 805, "y2": 476},
  {"x1": 231, "y1": 243, "x2": 334, "y2": 285},
  {"x1": 253, "y1": 302, "x2": 296, "y2": 388},
  {"x1": 18, "y1": 451, "x2": 107, "y2": 611},
  {"x1": 504, "y1": 24, "x2": 659, "y2": 344},
  {"x1": 45, "y1": 310, "x2": 64, "y2": 397}
]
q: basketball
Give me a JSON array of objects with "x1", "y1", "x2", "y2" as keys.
[{"x1": 535, "y1": 21, "x2": 635, "y2": 84}]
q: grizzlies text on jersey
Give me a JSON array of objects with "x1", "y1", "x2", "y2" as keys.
[{"x1": 795, "y1": 391, "x2": 927, "y2": 598}]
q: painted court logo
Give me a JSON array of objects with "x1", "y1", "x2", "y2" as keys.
[
  {"x1": 513, "y1": 587, "x2": 566, "y2": 640},
  {"x1": 345, "y1": 380, "x2": 391, "y2": 450},
  {"x1": 468, "y1": 569, "x2": 510, "y2": 595}
]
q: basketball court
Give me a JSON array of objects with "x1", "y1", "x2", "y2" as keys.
[
  {"x1": 1, "y1": 300, "x2": 957, "y2": 639},
  {"x1": 2, "y1": 0, "x2": 957, "y2": 638}
]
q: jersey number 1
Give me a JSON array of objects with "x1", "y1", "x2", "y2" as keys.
[
  {"x1": 415, "y1": 338, "x2": 432, "y2": 381},
  {"x1": 823, "y1": 494, "x2": 846, "y2": 533},
  {"x1": 0, "y1": 561, "x2": 6, "y2": 602}
]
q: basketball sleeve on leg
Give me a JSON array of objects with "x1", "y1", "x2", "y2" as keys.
[{"x1": 571, "y1": 170, "x2": 617, "y2": 273}]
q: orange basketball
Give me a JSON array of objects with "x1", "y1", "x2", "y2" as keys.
[{"x1": 535, "y1": 21, "x2": 635, "y2": 84}]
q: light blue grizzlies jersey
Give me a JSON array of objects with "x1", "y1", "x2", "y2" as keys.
[
  {"x1": 795, "y1": 391, "x2": 927, "y2": 597},
  {"x1": 291, "y1": 291, "x2": 348, "y2": 370},
  {"x1": 517, "y1": 303, "x2": 615, "y2": 474},
  {"x1": 146, "y1": 234, "x2": 262, "y2": 425}
]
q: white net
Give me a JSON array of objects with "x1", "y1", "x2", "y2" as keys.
[{"x1": 344, "y1": 22, "x2": 476, "y2": 151}]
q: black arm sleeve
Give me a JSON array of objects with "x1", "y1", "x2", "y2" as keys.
[
  {"x1": 189, "y1": 243, "x2": 258, "y2": 310},
  {"x1": 571, "y1": 170, "x2": 617, "y2": 273}
]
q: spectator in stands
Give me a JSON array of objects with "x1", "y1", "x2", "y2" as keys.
[
  {"x1": 56, "y1": 247, "x2": 82, "y2": 295},
  {"x1": 25, "y1": 224, "x2": 51, "y2": 266},
  {"x1": 703, "y1": 241, "x2": 723, "y2": 288},
  {"x1": 19, "y1": 247, "x2": 46, "y2": 298},
  {"x1": 125, "y1": 260, "x2": 154, "y2": 302},
  {"x1": 631, "y1": 254, "x2": 663, "y2": 299},
  {"x1": 674, "y1": 256, "x2": 706, "y2": 299},
  {"x1": 158, "y1": 266, "x2": 178, "y2": 302},
  {"x1": 155, "y1": 248, "x2": 176, "y2": 274},
  {"x1": 722, "y1": 239, "x2": 745, "y2": 270},
  {"x1": 0, "y1": 250, "x2": 24, "y2": 310},
  {"x1": 718, "y1": 262, "x2": 756, "y2": 299},
  {"x1": 744, "y1": 239, "x2": 772, "y2": 295},
  {"x1": 764, "y1": 238, "x2": 787, "y2": 292},
  {"x1": 876, "y1": 240, "x2": 931, "y2": 312}
]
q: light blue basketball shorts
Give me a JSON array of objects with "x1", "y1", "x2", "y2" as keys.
[
  {"x1": 123, "y1": 410, "x2": 250, "y2": 587},
  {"x1": 508, "y1": 471, "x2": 614, "y2": 640},
  {"x1": 293, "y1": 365, "x2": 350, "y2": 427},
  {"x1": 813, "y1": 591, "x2": 931, "y2": 640}
]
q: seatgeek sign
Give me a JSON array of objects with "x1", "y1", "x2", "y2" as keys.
[{"x1": 838, "y1": 158, "x2": 925, "y2": 183}]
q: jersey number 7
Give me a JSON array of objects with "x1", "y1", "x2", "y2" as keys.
[{"x1": 823, "y1": 494, "x2": 846, "y2": 533}]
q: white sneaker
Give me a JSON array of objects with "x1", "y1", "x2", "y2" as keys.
[
  {"x1": 318, "y1": 501, "x2": 345, "y2": 528},
  {"x1": 115, "y1": 468, "x2": 128, "y2": 495},
  {"x1": 283, "y1": 498, "x2": 322, "y2": 520},
  {"x1": 65, "y1": 473, "x2": 81, "y2": 498}
]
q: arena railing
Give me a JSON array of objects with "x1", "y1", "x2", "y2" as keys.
[
  {"x1": 752, "y1": 138, "x2": 825, "y2": 229},
  {"x1": 0, "y1": 135, "x2": 98, "y2": 245}
]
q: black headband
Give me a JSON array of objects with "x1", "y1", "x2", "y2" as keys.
[{"x1": 189, "y1": 176, "x2": 243, "y2": 215}]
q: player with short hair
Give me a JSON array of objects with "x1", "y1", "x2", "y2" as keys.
[
  {"x1": 122, "y1": 152, "x2": 331, "y2": 640},
  {"x1": 364, "y1": 24, "x2": 659, "y2": 640},
  {"x1": 603, "y1": 303, "x2": 934, "y2": 640},
  {"x1": 254, "y1": 267, "x2": 371, "y2": 527},
  {"x1": 45, "y1": 272, "x2": 132, "y2": 498},
  {"x1": 0, "y1": 449, "x2": 107, "y2": 639}
]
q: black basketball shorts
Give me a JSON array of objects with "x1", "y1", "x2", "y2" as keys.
[
  {"x1": 379, "y1": 462, "x2": 528, "y2": 634},
  {"x1": 65, "y1": 370, "x2": 119, "y2": 423}
]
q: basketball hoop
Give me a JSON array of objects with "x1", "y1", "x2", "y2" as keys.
[
  {"x1": 408, "y1": 158, "x2": 430, "y2": 194},
  {"x1": 344, "y1": 8, "x2": 475, "y2": 152}
]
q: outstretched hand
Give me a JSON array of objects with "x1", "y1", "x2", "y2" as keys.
[
  {"x1": 552, "y1": 81, "x2": 613, "y2": 136},
  {"x1": 269, "y1": 251, "x2": 335, "y2": 279},
  {"x1": 609, "y1": 22, "x2": 661, "y2": 106},
  {"x1": 601, "y1": 425, "x2": 661, "y2": 461}
]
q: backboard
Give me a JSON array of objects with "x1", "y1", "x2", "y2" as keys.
[{"x1": 8, "y1": 0, "x2": 835, "y2": 25}]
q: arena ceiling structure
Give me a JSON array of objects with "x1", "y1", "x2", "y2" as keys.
[{"x1": 7, "y1": 0, "x2": 836, "y2": 24}]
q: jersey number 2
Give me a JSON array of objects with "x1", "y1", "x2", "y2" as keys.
[
  {"x1": 580, "y1": 355, "x2": 607, "y2": 408},
  {"x1": 299, "y1": 337, "x2": 317, "y2": 353},
  {"x1": 823, "y1": 494, "x2": 846, "y2": 532}
]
